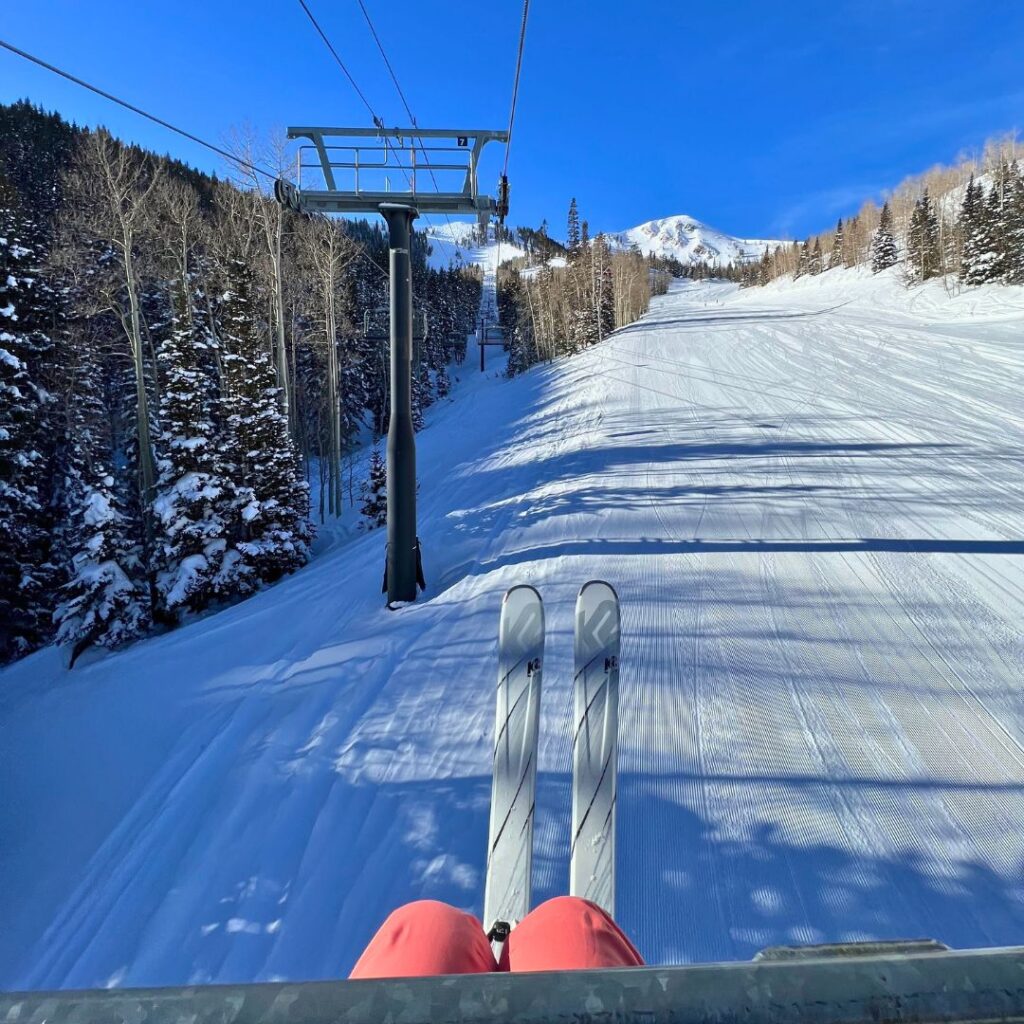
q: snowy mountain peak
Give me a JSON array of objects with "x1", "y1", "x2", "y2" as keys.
[
  {"x1": 607, "y1": 214, "x2": 782, "y2": 267},
  {"x1": 423, "y1": 215, "x2": 781, "y2": 271}
]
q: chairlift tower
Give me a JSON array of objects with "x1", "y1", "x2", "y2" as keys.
[{"x1": 276, "y1": 126, "x2": 508, "y2": 605}]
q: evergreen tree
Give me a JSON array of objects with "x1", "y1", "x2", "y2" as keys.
[
  {"x1": 809, "y1": 239, "x2": 823, "y2": 275},
  {"x1": 871, "y1": 202, "x2": 898, "y2": 272},
  {"x1": 218, "y1": 258, "x2": 312, "y2": 591},
  {"x1": 360, "y1": 444, "x2": 387, "y2": 528},
  {"x1": 411, "y1": 362, "x2": 430, "y2": 429},
  {"x1": 960, "y1": 174, "x2": 986, "y2": 282},
  {"x1": 566, "y1": 197, "x2": 581, "y2": 260},
  {"x1": 152, "y1": 279, "x2": 231, "y2": 617},
  {"x1": 830, "y1": 219, "x2": 844, "y2": 269},
  {"x1": 1000, "y1": 160, "x2": 1024, "y2": 285},
  {"x1": 53, "y1": 329, "x2": 150, "y2": 665},
  {"x1": 435, "y1": 362, "x2": 452, "y2": 399},
  {"x1": 0, "y1": 182, "x2": 54, "y2": 661},
  {"x1": 907, "y1": 190, "x2": 941, "y2": 282},
  {"x1": 795, "y1": 241, "x2": 810, "y2": 278},
  {"x1": 971, "y1": 181, "x2": 1003, "y2": 284}
]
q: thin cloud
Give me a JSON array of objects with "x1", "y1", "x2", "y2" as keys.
[{"x1": 770, "y1": 183, "x2": 881, "y2": 239}]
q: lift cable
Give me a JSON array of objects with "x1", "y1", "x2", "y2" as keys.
[
  {"x1": 494, "y1": 0, "x2": 531, "y2": 298},
  {"x1": 351, "y1": 0, "x2": 464, "y2": 256},
  {"x1": 0, "y1": 37, "x2": 390, "y2": 282},
  {"x1": 296, "y1": 0, "x2": 378, "y2": 122},
  {"x1": 296, "y1": 0, "x2": 458, "y2": 259},
  {"x1": 353, "y1": 1, "x2": 463, "y2": 247},
  {"x1": 0, "y1": 37, "x2": 276, "y2": 182},
  {"x1": 353, "y1": 0, "x2": 415, "y2": 124},
  {"x1": 502, "y1": 0, "x2": 531, "y2": 180}
]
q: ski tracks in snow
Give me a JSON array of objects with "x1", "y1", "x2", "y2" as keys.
[{"x1": 3, "y1": 274, "x2": 1024, "y2": 986}]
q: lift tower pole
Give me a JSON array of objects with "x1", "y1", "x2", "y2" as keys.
[
  {"x1": 278, "y1": 125, "x2": 508, "y2": 605},
  {"x1": 380, "y1": 203, "x2": 419, "y2": 603}
]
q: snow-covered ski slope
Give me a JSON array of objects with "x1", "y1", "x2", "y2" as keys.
[
  {"x1": 422, "y1": 219, "x2": 526, "y2": 272},
  {"x1": 3, "y1": 266, "x2": 1024, "y2": 989}
]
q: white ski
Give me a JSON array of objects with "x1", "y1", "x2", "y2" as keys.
[
  {"x1": 484, "y1": 585, "x2": 544, "y2": 933},
  {"x1": 570, "y1": 580, "x2": 620, "y2": 916}
]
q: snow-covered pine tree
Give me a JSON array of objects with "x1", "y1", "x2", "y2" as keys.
[
  {"x1": 757, "y1": 248, "x2": 771, "y2": 286},
  {"x1": 0, "y1": 181, "x2": 54, "y2": 661},
  {"x1": 435, "y1": 362, "x2": 452, "y2": 399},
  {"x1": 907, "y1": 191, "x2": 941, "y2": 282},
  {"x1": 218, "y1": 258, "x2": 312, "y2": 591},
  {"x1": 795, "y1": 241, "x2": 810, "y2": 278},
  {"x1": 871, "y1": 202, "x2": 898, "y2": 272},
  {"x1": 54, "y1": 328, "x2": 150, "y2": 666},
  {"x1": 1000, "y1": 159, "x2": 1024, "y2": 285},
  {"x1": 830, "y1": 219, "x2": 844, "y2": 269},
  {"x1": 152, "y1": 279, "x2": 232, "y2": 617},
  {"x1": 960, "y1": 174, "x2": 987, "y2": 283},
  {"x1": 970, "y1": 178, "x2": 1004, "y2": 284},
  {"x1": 566, "y1": 198, "x2": 581, "y2": 261},
  {"x1": 412, "y1": 361, "x2": 430, "y2": 430},
  {"x1": 360, "y1": 444, "x2": 387, "y2": 528},
  {"x1": 809, "y1": 239, "x2": 823, "y2": 276}
]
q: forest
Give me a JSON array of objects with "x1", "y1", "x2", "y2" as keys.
[
  {"x1": 498, "y1": 198, "x2": 666, "y2": 373},
  {"x1": 0, "y1": 101, "x2": 482, "y2": 665},
  {"x1": 738, "y1": 136, "x2": 1024, "y2": 288}
]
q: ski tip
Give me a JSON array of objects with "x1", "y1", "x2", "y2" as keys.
[
  {"x1": 578, "y1": 580, "x2": 619, "y2": 602},
  {"x1": 502, "y1": 584, "x2": 543, "y2": 605}
]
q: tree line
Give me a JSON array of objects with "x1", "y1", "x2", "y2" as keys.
[
  {"x1": 738, "y1": 135, "x2": 1024, "y2": 288},
  {"x1": 0, "y1": 101, "x2": 481, "y2": 666},
  {"x1": 497, "y1": 198, "x2": 667, "y2": 373}
]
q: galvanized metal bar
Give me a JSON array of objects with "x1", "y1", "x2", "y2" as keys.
[
  {"x1": 301, "y1": 160, "x2": 471, "y2": 173},
  {"x1": 4, "y1": 946, "x2": 1024, "y2": 1024},
  {"x1": 288, "y1": 126, "x2": 509, "y2": 140},
  {"x1": 308, "y1": 131, "x2": 336, "y2": 192},
  {"x1": 287, "y1": 125, "x2": 506, "y2": 221},
  {"x1": 297, "y1": 192, "x2": 495, "y2": 215}
]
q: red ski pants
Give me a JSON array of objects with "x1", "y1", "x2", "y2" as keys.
[{"x1": 350, "y1": 896, "x2": 644, "y2": 977}]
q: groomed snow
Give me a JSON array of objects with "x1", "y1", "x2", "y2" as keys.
[{"x1": 3, "y1": 266, "x2": 1024, "y2": 988}]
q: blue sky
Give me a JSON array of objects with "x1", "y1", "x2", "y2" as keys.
[{"x1": 3, "y1": 0, "x2": 1022, "y2": 241}]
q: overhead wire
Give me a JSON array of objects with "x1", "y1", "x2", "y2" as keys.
[
  {"x1": 0, "y1": 35, "x2": 390, "y2": 282},
  {"x1": 352, "y1": 0, "x2": 464, "y2": 259},
  {"x1": 502, "y1": 0, "x2": 531, "y2": 181},
  {"x1": 495, "y1": 0, "x2": 532, "y2": 302},
  {"x1": 0, "y1": 37, "x2": 277, "y2": 182},
  {"x1": 297, "y1": 0, "x2": 460, "y2": 262},
  {"x1": 296, "y1": 0, "x2": 379, "y2": 123}
]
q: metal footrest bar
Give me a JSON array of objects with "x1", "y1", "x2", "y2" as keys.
[{"x1": 5, "y1": 943, "x2": 1024, "y2": 1024}]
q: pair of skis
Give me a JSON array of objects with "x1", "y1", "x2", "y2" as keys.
[{"x1": 483, "y1": 581, "x2": 620, "y2": 937}]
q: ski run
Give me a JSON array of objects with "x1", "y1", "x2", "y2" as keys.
[{"x1": 3, "y1": 264, "x2": 1024, "y2": 989}]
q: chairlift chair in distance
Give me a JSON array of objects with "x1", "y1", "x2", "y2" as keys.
[{"x1": 363, "y1": 305, "x2": 428, "y2": 372}]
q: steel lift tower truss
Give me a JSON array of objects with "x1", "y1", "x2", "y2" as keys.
[{"x1": 277, "y1": 126, "x2": 508, "y2": 606}]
